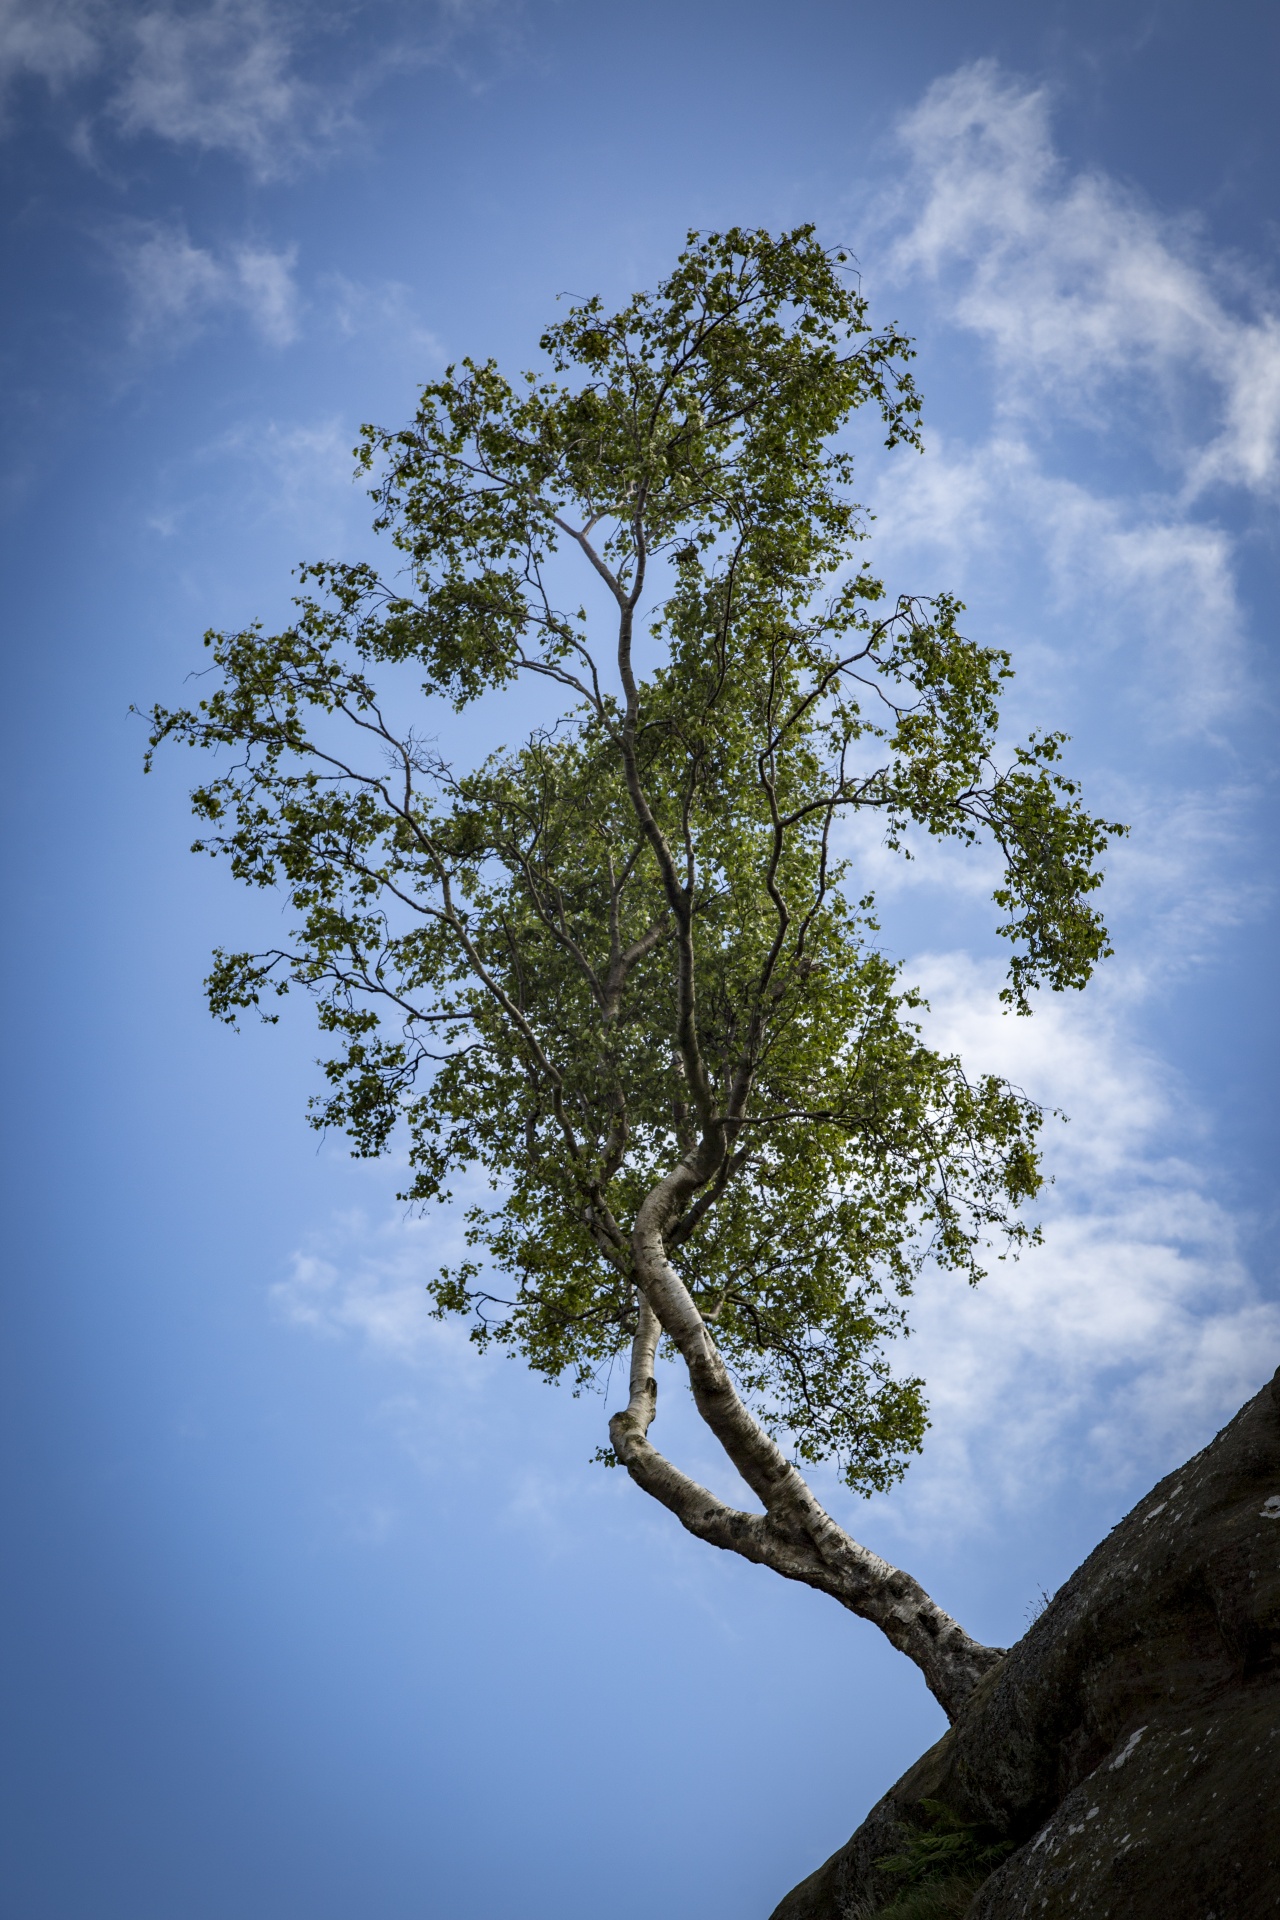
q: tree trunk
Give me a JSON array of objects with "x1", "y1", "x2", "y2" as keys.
[{"x1": 608, "y1": 1182, "x2": 1003, "y2": 1723}]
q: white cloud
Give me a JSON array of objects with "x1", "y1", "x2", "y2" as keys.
[
  {"x1": 842, "y1": 56, "x2": 1280, "y2": 1518},
  {"x1": 0, "y1": 0, "x2": 347, "y2": 175},
  {"x1": 228, "y1": 241, "x2": 300, "y2": 343},
  {"x1": 141, "y1": 409, "x2": 375, "y2": 570},
  {"x1": 110, "y1": 0, "x2": 344, "y2": 179},
  {"x1": 3, "y1": 1, "x2": 511, "y2": 173},
  {"x1": 868, "y1": 431, "x2": 1249, "y2": 736},
  {"x1": 273, "y1": 1207, "x2": 471, "y2": 1361},
  {"x1": 860, "y1": 65, "x2": 1270, "y2": 744},
  {"x1": 864, "y1": 951, "x2": 1280, "y2": 1534},
  {"x1": 202, "y1": 415, "x2": 368, "y2": 551},
  {"x1": 117, "y1": 223, "x2": 299, "y2": 343},
  {"x1": 0, "y1": 0, "x2": 330, "y2": 173},
  {"x1": 1098, "y1": 782, "x2": 1269, "y2": 994},
  {"x1": 846, "y1": 57, "x2": 1272, "y2": 1058},
  {"x1": 0, "y1": 0, "x2": 100, "y2": 99},
  {"x1": 882, "y1": 59, "x2": 1280, "y2": 498}
]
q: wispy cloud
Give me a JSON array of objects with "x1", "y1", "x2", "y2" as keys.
[
  {"x1": 869, "y1": 432, "x2": 1250, "y2": 738},
  {"x1": 882, "y1": 59, "x2": 1280, "y2": 499},
  {"x1": 861, "y1": 62, "x2": 1273, "y2": 749},
  {"x1": 1, "y1": 0, "x2": 340, "y2": 175},
  {"x1": 863, "y1": 952, "x2": 1279, "y2": 1535},
  {"x1": 116, "y1": 222, "x2": 299, "y2": 343},
  {"x1": 324, "y1": 271, "x2": 446, "y2": 363},
  {"x1": 3, "y1": 0, "x2": 518, "y2": 176},
  {"x1": 856, "y1": 60, "x2": 1270, "y2": 973},
  {"x1": 274, "y1": 1208, "x2": 455, "y2": 1358},
  {"x1": 109, "y1": 0, "x2": 348, "y2": 180},
  {"x1": 836, "y1": 70, "x2": 1280, "y2": 1531},
  {"x1": 0, "y1": 0, "x2": 100, "y2": 101}
]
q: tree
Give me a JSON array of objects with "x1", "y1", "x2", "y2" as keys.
[{"x1": 147, "y1": 227, "x2": 1123, "y2": 1724}]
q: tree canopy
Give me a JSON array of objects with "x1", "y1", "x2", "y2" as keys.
[{"x1": 148, "y1": 227, "x2": 1123, "y2": 1718}]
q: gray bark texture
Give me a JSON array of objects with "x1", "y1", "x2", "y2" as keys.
[
  {"x1": 768, "y1": 1364, "x2": 1280, "y2": 1919},
  {"x1": 610, "y1": 1207, "x2": 1001, "y2": 1723}
]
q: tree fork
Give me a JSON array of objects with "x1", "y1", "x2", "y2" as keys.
[{"x1": 611, "y1": 1224, "x2": 1003, "y2": 1723}]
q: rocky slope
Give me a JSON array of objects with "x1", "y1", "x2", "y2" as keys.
[{"x1": 769, "y1": 1365, "x2": 1280, "y2": 1919}]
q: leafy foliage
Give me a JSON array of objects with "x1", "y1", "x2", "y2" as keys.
[
  {"x1": 877, "y1": 1799, "x2": 1016, "y2": 1885},
  {"x1": 871, "y1": 1875, "x2": 992, "y2": 1920},
  {"x1": 873, "y1": 1799, "x2": 1015, "y2": 1915},
  {"x1": 146, "y1": 227, "x2": 1123, "y2": 1495}
]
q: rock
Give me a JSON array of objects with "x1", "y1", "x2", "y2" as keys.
[{"x1": 769, "y1": 1367, "x2": 1280, "y2": 1919}]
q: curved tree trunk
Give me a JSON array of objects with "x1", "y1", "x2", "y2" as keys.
[{"x1": 608, "y1": 1169, "x2": 1003, "y2": 1724}]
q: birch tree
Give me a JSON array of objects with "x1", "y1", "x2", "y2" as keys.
[{"x1": 148, "y1": 228, "x2": 1122, "y2": 1722}]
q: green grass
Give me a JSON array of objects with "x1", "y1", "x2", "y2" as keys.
[{"x1": 872, "y1": 1870, "x2": 988, "y2": 1918}]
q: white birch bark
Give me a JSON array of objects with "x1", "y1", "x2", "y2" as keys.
[{"x1": 609, "y1": 1161, "x2": 1003, "y2": 1724}]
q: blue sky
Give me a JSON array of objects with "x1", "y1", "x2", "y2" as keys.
[{"x1": 1, "y1": 4, "x2": 1277, "y2": 1917}]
